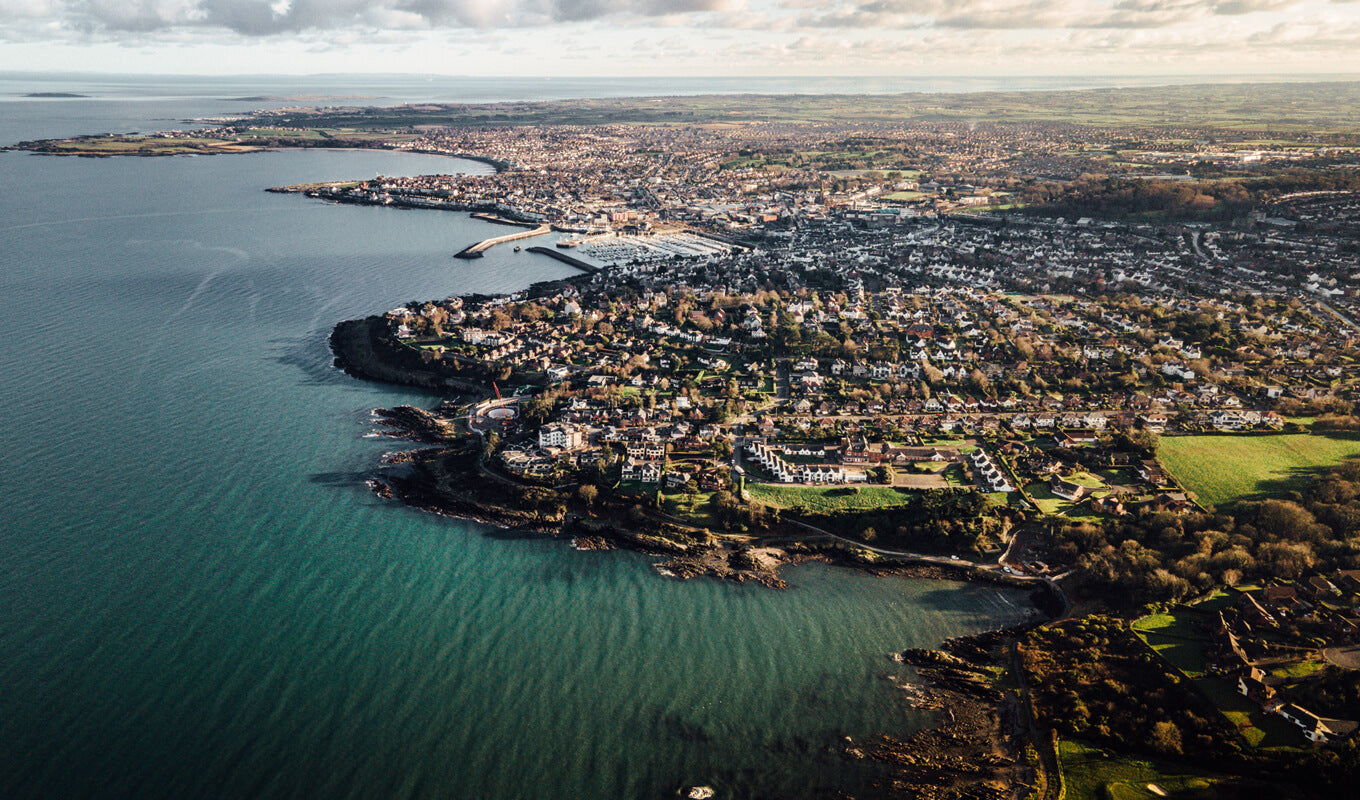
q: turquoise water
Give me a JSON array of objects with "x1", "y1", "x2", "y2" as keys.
[{"x1": 0, "y1": 100, "x2": 1035, "y2": 799}]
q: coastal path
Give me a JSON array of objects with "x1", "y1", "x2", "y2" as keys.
[{"x1": 784, "y1": 519, "x2": 1070, "y2": 616}]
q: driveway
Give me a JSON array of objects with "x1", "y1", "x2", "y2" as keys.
[{"x1": 1323, "y1": 645, "x2": 1360, "y2": 670}]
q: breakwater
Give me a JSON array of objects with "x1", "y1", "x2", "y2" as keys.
[
  {"x1": 455, "y1": 224, "x2": 554, "y2": 258},
  {"x1": 525, "y1": 246, "x2": 600, "y2": 273}
]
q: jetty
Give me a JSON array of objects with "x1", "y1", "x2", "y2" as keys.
[
  {"x1": 525, "y1": 246, "x2": 600, "y2": 274},
  {"x1": 455, "y1": 224, "x2": 553, "y2": 259}
]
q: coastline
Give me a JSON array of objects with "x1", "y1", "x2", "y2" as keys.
[
  {"x1": 3, "y1": 135, "x2": 513, "y2": 175},
  {"x1": 336, "y1": 317, "x2": 1065, "y2": 616}
]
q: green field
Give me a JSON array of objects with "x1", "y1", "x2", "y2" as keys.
[
  {"x1": 745, "y1": 483, "x2": 914, "y2": 513},
  {"x1": 1157, "y1": 433, "x2": 1360, "y2": 507},
  {"x1": 659, "y1": 489, "x2": 716, "y2": 527},
  {"x1": 1069, "y1": 471, "x2": 1106, "y2": 489},
  {"x1": 1024, "y1": 482, "x2": 1076, "y2": 515},
  {"x1": 1132, "y1": 612, "x2": 1208, "y2": 677},
  {"x1": 1058, "y1": 739, "x2": 1226, "y2": 800}
]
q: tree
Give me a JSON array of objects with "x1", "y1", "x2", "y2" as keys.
[
  {"x1": 1149, "y1": 721, "x2": 1183, "y2": 755},
  {"x1": 577, "y1": 484, "x2": 599, "y2": 508}
]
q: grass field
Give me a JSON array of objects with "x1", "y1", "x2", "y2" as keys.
[
  {"x1": 1024, "y1": 482, "x2": 1076, "y2": 515},
  {"x1": 1132, "y1": 610, "x2": 1210, "y2": 676},
  {"x1": 659, "y1": 489, "x2": 716, "y2": 527},
  {"x1": 1270, "y1": 659, "x2": 1325, "y2": 682},
  {"x1": 745, "y1": 483, "x2": 915, "y2": 513},
  {"x1": 1058, "y1": 739, "x2": 1226, "y2": 800},
  {"x1": 1069, "y1": 471, "x2": 1106, "y2": 489},
  {"x1": 1157, "y1": 433, "x2": 1360, "y2": 507}
]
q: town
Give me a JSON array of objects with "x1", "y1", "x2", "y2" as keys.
[{"x1": 311, "y1": 110, "x2": 1360, "y2": 773}]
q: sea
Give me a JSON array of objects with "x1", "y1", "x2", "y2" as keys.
[{"x1": 0, "y1": 74, "x2": 1061, "y2": 800}]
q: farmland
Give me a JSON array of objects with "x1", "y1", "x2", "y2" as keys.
[{"x1": 1157, "y1": 433, "x2": 1360, "y2": 508}]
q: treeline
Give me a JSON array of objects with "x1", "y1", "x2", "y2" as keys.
[
  {"x1": 1020, "y1": 168, "x2": 1360, "y2": 222},
  {"x1": 1053, "y1": 458, "x2": 1360, "y2": 606},
  {"x1": 1021, "y1": 176, "x2": 1254, "y2": 222},
  {"x1": 788, "y1": 488, "x2": 1007, "y2": 554}
]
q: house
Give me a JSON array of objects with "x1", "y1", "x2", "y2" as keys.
[
  {"x1": 1261, "y1": 585, "x2": 1312, "y2": 617},
  {"x1": 664, "y1": 471, "x2": 692, "y2": 489},
  {"x1": 841, "y1": 436, "x2": 871, "y2": 463},
  {"x1": 746, "y1": 441, "x2": 797, "y2": 483},
  {"x1": 1237, "y1": 667, "x2": 1276, "y2": 704},
  {"x1": 621, "y1": 459, "x2": 662, "y2": 483},
  {"x1": 1334, "y1": 570, "x2": 1360, "y2": 595},
  {"x1": 539, "y1": 422, "x2": 584, "y2": 450},
  {"x1": 1237, "y1": 593, "x2": 1278, "y2": 628},
  {"x1": 1145, "y1": 491, "x2": 1196, "y2": 514},
  {"x1": 1298, "y1": 576, "x2": 1341, "y2": 601},
  {"x1": 970, "y1": 450, "x2": 1014, "y2": 492},
  {"x1": 1137, "y1": 459, "x2": 1165, "y2": 486},
  {"x1": 1089, "y1": 495, "x2": 1127, "y2": 516},
  {"x1": 801, "y1": 464, "x2": 848, "y2": 484},
  {"x1": 1273, "y1": 703, "x2": 1337, "y2": 744},
  {"x1": 626, "y1": 442, "x2": 666, "y2": 461},
  {"x1": 1049, "y1": 476, "x2": 1088, "y2": 502},
  {"x1": 1056, "y1": 431, "x2": 1097, "y2": 448}
]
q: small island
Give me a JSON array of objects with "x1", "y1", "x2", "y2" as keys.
[{"x1": 24, "y1": 92, "x2": 89, "y2": 98}]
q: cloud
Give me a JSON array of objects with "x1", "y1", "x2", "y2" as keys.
[
  {"x1": 8, "y1": 0, "x2": 743, "y2": 36},
  {"x1": 787, "y1": 0, "x2": 1316, "y2": 30},
  {"x1": 0, "y1": 0, "x2": 1351, "y2": 74}
]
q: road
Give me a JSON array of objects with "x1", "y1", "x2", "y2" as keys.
[{"x1": 1317, "y1": 298, "x2": 1360, "y2": 334}]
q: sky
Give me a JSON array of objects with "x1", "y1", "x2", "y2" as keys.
[{"x1": 1, "y1": 0, "x2": 1358, "y2": 77}]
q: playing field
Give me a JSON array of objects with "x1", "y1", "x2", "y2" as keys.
[{"x1": 1157, "y1": 433, "x2": 1360, "y2": 508}]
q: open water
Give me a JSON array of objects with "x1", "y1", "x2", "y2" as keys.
[{"x1": 0, "y1": 78, "x2": 1036, "y2": 799}]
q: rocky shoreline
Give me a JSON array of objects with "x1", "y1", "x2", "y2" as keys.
[
  {"x1": 866, "y1": 631, "x2": 1041, "y2": 799},
  {"x1": 364, "y1": 399, "x2": 1064, "y2": 609}
]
